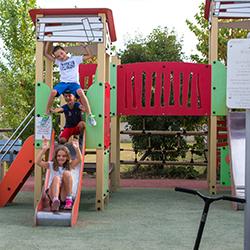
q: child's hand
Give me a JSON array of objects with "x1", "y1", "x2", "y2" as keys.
[
  {"x1": 42, "y1": 137, "x2": 50, "y2": 151},
  {"x1": 72, "y1": 138, "x2": 80, "y2": 149},
  {"x1": 45, "y1": 109, "x2": 52, "y2": 115}
]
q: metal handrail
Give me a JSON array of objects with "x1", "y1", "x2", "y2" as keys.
[{"x1": 0, "y1": 107, "x2": 35, "y2": 161}]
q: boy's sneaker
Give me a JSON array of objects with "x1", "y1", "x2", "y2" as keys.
[
  {"x1": 64, "y1": 198, "x2": 73, "y2": 210},
  {"x1": 51, "y1": 198, "x2": 60, "y2": 212},
  {"x1": 87, "y1": 114, "x2": 97, "y2": 127}
]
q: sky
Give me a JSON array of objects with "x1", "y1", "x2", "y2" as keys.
[{"x1": 36, "y1": 0, "x2": 204, "y2": 58}]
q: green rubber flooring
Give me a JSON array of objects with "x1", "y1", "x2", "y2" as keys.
[{"x1": 0, "y1": 188, "x2": 244, "y2": 250}]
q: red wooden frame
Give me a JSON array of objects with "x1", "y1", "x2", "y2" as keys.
[{"x1": 117, "y1": 62, "x2": 211, "y2": 116}]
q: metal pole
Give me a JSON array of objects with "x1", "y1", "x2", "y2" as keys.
[
  {"x1": 245, "y1": 110, "x2": 250, "y2": 250},
  {"x1": 194, "y1": 200, "x2": 210, "y2": 250},
  {"x1": 0, "y1": 107, "x2": 34, "y2": 154},
  {"x1": 0, "y1": 116, "x2": 34, "y2": 161}
]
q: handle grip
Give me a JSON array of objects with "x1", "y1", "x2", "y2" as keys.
[{"x1": 223, "y1": 196, "x2": 246, "y2": 203}]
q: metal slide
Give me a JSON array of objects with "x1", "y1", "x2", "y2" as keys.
[
  {"x1": 227, "y1": 112, "x2": 245, "y2": 209},
  {"x1": 35, "y1": 132, "x2": 86, "y2": 226}
]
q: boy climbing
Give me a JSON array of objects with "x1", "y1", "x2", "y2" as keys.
[
  {"x1": 51, "y1": 90, "x2": 85, "y2": 144},
  {"x1": 44, "y1": 42, "x2": 96, "y2": 127}
]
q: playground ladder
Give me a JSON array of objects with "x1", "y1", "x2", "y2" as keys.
[{"x1": 0, "y1": 107, "x2": 34, "y2": 162}]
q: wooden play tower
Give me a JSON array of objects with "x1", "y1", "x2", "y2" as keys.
[{"x1": 29, "y1": 8, "x2": 120, "y2": 211}]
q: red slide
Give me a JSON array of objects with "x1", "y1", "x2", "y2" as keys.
[
  {"x1": 0, "y1": 135, "x2": 34, "y2": 207},
  {"x1": 35, "y1": 131, "x2": 86, "y2": 226}
]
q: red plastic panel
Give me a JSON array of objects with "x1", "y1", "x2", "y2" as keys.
[
  {"x1": 104, "y1": 82, "x2": 111, "y2": 149},
  {"x1": 79, "y1": 64, "x2": 97, "y2": 89},
  {"x1": 117, "y1": 62, "x2": 211, "y2": 116}
]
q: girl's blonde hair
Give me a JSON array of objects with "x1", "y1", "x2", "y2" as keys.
[{"x1": 53, "y1": 145, "x2": 71, "y2": 171}]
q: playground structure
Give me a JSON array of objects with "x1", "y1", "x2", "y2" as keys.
[
  {"x1": 29, "y1": 8, "x2": 120, "y2": 225},
  {"x1": 205, "y1": 1, "x2": 250, "y2": 248},
  {"x1": 205, "y1": 0, "x2": 250, "y2": 210},
  {"x1": 0, "y1": 8, "x2": 120, "y2": 225},
  {"x1": 0, "y1": 1, "x2": 249, "y2": 228}
]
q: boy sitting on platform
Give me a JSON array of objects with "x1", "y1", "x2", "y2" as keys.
[
  {"x1": 51, "y1": 90, "x2": 85, "y2": 144},
  {"x1": 44, "y1": 42, "x2": 96, "y2": 127}
]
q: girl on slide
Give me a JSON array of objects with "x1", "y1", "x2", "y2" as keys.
[{"x1": 35, "y1": 138, "x2": 82, "y2": 211}]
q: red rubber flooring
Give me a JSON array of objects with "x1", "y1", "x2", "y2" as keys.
[{"x1": 21, "y1": 176, "x2": 229, "y2": 192}]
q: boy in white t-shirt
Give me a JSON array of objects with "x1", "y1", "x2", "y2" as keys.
[{"x1": 44, "y1": 42, "x2": 96, "y2": 126}]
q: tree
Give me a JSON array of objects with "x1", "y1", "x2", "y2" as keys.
[
  {"x1": 0, "y1": 0, "x2": 36, "y2": 139},
  {"x1": 186, "y1": 3, "x2": 249, "y2": 63},
  {"x1": 121, "y1": 26, "x2": 184, "y2": 63},
  {"x1": 119, "y1": 27, "x2": 205, "y2": 177}
]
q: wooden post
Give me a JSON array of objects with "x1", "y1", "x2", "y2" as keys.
[
  {"x1": 110, "y1": 55, "x2": 121, "y2": 191},
  {"x1": 95, "y1": 13, "x2": 107, "y2": 210},
  {"x1": 110, "y1": 116, "x2": 120, "y2": 191},
  {"x1": 208, "y1": 15, "x2": 218, "y2": 194},
  {"x1": 96, "y1": 148, "x2": 104, "y2": 210},
  {"x1": 0, "y1": 162, "x2": 7, "y2": 181},
  {"x1": 34, "y1": 37, "x2": 44, "y2": 207}
]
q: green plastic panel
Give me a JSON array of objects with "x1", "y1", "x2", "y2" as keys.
[
  {"x1": 220, "y1": 146, "x2": 231, "y2": 186},
  {"x1": 86, "y1": 82, "x2": 104, "y2": 149},
  {"x1": 35, "y1": 82, "x2": 52, "y2": 149},
  {"x1": 110, "y1": 63, "x2": 117, "y2": 117},
  {"x1": 94, "y1": 70, "x2": 98, "y2": 84},
  {"x1": 103, "y1": 149, "x2": 109, "y2": 196},
  {"x1": 212, "y1": 61, "x2": 227, "y2": 116}
]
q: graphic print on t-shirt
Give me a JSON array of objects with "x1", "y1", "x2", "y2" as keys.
[{"x1": 60, "y1": 61, "x2": 76, "y2": 71}]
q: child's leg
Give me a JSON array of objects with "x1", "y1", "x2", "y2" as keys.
[
  {"x1": 46, "y1": 90, "x2": 57, "y2": 114},
  {"x1": 59, "y1": 128, "x2": 72, "y2": 144},
  {"x1": 78, "y1": 121, "x2": 86, "y2": 133},
  {"x1": 60, "y1": 170, "x2": 73, "y2": 201},
  {"x1": 47, "y1": 82, "x2": 68, "y2": 114},
  {"x1": 58, "y1": 137, "x2": 67, "y2": 144},
  {"x1": 48, "y1": 176, "x2": 61, "y2": 199},
  {"x1": 71, "y1": 84, "x2": 96, "y2": 126},
  {"x1": 76, "y1": 88, "x2": 91, "y2": 115},
  {"x1": 61, "y1": 171, "x2": 74, "y2": 210},
  {"x1": 48, "y1": 176, "x2": 61, "y2": 211},
  {"x1": 75, "y1": 121, "x2": 85, "y2": 136}
]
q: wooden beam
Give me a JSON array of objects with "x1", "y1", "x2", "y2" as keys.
[
  {"x1": 97, "y1": 13, "x2": 107, "y2": 83},
  {"x1": 208, "y1": 14, "x2": 218, "y2": 195},
  {"x1": 120, "y1": 130, "x2": 208, "y2": 136},
  {"x1": 96, "y1": 148, "x2": 104, "y2": 211},
  {"x1": 219, "y1": 20, "x2": 250, "y2": 29},
  {"x1": 120, "y1": 160, "x2": 208, "y2": 166},
  {"x1": 110, "y1": 116, "x2": 120, "y2": 191},
  {"x1": 34, "y1": 16, "x2": 44, "y2": 207},
  {"x1": 95, "y1": 13, "x2": 107, "y2": 211}
]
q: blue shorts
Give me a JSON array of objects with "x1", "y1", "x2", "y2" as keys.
[{"x1": 53, "y1": 82, "x2": 81, "y2": 97}]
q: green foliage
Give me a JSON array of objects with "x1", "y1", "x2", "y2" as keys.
[
  {"x1": 120, "y1": 26, "x2": 184, "y2": 63},
  {"x1": 0, "y1": 0, "x2": 36, "y2": 139},
  {"x1": 122, "y1": 165, "x2": 200, "y2": 179},
  {"x1": 186, "y1": 3, "x2": 249, "y2": 63},
  {"x1": 127, "y1": 116, "x2": 206, "y2": 161}
]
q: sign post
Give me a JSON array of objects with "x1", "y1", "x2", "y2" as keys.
[{"x1": 227, "y1": 38, "x2": 250, "y2": 250}]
